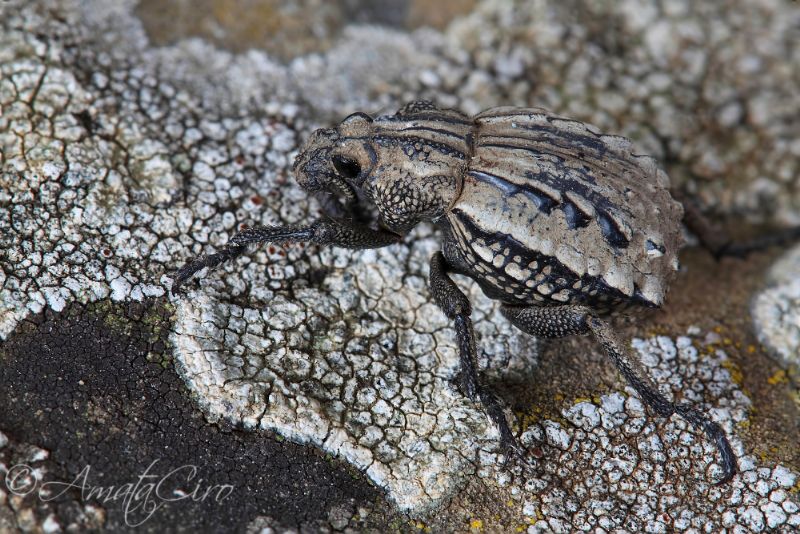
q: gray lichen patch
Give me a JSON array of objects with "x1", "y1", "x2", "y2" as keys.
[
  {"x1": 752, "y1": 244, "x2": 800, "y2": 368},
  {"x1": 171, "y1": 231, "x2": 534, "y2": 511},
  {"x1": 452, "y1": 332, "x2": 799, "y2": 533},
  {"x1": 176, "y1": 308, "x2": 800, "y2": 525},
  {"x1": 2, "y1": 0, "x2": 800, "y2": 530}
]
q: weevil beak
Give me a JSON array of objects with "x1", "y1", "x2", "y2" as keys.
[{"x1": 293, "y1": 148, "x2": 357, "y2": 208}]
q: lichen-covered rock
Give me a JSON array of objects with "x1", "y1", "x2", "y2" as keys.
[
  {"x1": 1, "y1": 0, "x2": 799, "y2": 531},
  {"x1": 752, "y1": 244, "x2": 800, "y2": 368}
]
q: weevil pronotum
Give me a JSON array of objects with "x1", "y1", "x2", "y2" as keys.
[{"x1": 173, "y1": 101, "x2": 800, "y2": 485}]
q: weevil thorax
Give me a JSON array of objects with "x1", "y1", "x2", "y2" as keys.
[
  {"x1": 363, "y1": 102, "x2": 472, "y2": 232},
  {"x1": 294, "y1": 102, "x2": 472, "y2": 233}
]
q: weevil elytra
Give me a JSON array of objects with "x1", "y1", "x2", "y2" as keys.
[{"x1": 172, "y1": 100, "x2": 800, "y2": 484}]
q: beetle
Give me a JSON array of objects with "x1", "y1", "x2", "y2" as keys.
[{"x1": 172, "y1": 101, "x2": 799, "y2": 485}]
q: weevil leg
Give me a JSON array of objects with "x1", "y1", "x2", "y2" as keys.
[
  {"x1": 171, "y1": 219, "x2": 401, "y2": 294},
  {"x1": 501, "y1": 304, "x2": 738, "y2": 485},
  {"x1": 429, "y1": 252, "x2": 526, "y2": 463},
  {"x1": 676, "y1": 191, "x2": 800, "y2": 258}
]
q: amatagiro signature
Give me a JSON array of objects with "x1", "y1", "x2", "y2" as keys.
[{"x1": 5, "y1": 460, "x2": 234, "y2": 527}]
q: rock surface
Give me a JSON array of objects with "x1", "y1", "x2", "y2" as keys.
[
  {"x1": 1, "y1": 0, "x2": 799, "y2": 532},
  {"x1": 752, "y1": 245, "x2": 800, "y2": 369}
]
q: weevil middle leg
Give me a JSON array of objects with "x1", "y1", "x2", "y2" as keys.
[{"x1": 428, "y1": 251, "x2": 527, "y2": 463}]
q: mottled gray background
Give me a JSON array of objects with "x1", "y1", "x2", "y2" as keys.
[{"x1": 1, "y1": 1, "x2": 799, "y2": 532}]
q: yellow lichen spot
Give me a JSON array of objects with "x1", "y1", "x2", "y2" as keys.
[
  {"x1": 518, "y1": 410, "x2": 541, "y2": 429},
  {"x1": 721, "y1": 360, "x2": 744, "y2": 386},
  {"x1": 470, "y1": 519, "x2": 483, "y2": 530},
  {"x1": 767, "y1": 370, "x2": 788, "y2": 385},
  {"x1": 415, "y1": 521, "x2": 426, "y2": 530},
  {"x1": 747, "y1": 345, "x2": 757, "y2": 354},
  {"x1": 714, "y1": 326, "x2": 724, "y2": 333},
  {"x1": 516, "y1": 526, "x2": 525, "y2": 532},
  {"x1": 574, "y1": 396, "x2": 591, "y2": 404},
  {"x1": 506, "y1": 500, "x2": 514, "y2": 507},
  {"x1": 737, "y1": 419, "x2": 751, "y2": 430},
  {"x1": 554, "y1": 392, "x2": 564, "y2": 401}
]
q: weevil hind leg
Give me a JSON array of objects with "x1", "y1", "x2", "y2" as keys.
[
  {"x1": 501, "y1": 304, "x2": 738, "y2": 485},
  {"x1": 676, "y1": 191, "x2": 800, "y2": 258},
  {"x1": 171, "y1": 219, "x2": 401, "y2": 294},
  {"x1": 428, "y1": 251, "x2": 528, "y2": 464}
]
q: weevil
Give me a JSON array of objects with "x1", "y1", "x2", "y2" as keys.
[{"x1": 172, "y1": 101, "x2": 800, "y2": 484}]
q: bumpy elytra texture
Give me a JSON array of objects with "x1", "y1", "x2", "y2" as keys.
[
  {"x1": 2, "y1": 0, "x2": 800, "y2": 531},
  {"x1": 463, "y1": 108, "x2": 682, "y2": 308}
]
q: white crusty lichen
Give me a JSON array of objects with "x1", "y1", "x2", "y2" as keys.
[
  {"x1": 510, "y1": 333, "x2": 799, "y2": 533},
  {"x1": 752, "y1": 244, "x2": 800, "y2": 368},
  {"x1": 172, "y1": 238, "x2": 533, "y2": 510},
  {"x1": 1, "y1": 0, "x2": 799, "y2": 529}
]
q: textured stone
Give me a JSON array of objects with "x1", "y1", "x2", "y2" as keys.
[
  {"x1": 752, "y1": 244, "x2": 800, "y2": 367},
  {"x1": 1, "y1": 0, "x2": 799, "y2": 531}
]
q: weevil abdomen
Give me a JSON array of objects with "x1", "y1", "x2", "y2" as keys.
[{"x1": 445, "y1": 107, "x2": 684, "y2": 308}]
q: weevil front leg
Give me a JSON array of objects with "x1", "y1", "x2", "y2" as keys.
[
  {"x1": 501, "y1": 304, "x2": 737, "y2": 485},
  {"x1": 171, "y1": 219, "x2": 401, "y2": 294},
  {"x1": 428, "y1": 252, "x2": 526, "y2": 463}
]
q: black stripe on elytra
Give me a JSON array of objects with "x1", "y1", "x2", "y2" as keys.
[
  {"x1": 472, "y1": 164, "x2": 600, "y2": 231},
  {"x1": 561, "y1": 199, "x2": 592, "y2": 229},
  {"x1": 452, "y1": 207, "x2": 575, "y2": 277},
  {"x1": 391, "y1": 125, "x2": 468, "y2": 140},
  {"x1": 450, "y1": 208, "x2": 645, "y2": 306},
  {"x1": 478, "y1": 112, "x2": 642, "y2": 172},
  {"x1": 480, "y1": 118, "x2": 619, "y2": 161},
  {"x1": 471, "y1": 170, "x2": 559, "y2": 214},
  {"x1": 596, "y1": 210, "x2": 630, "y2": 248},
  {"x1": 527, "y1": 166, "x2": 633, "y2": 249},
  {"x1": 479, "y1": 140, "x2": 600, "y2": 176},
  {"x1": 480, "y1": 132, "x2": 635, "y2": 176},
  {"x1": 516, "y1": 122, "x2": 612, "y2": 157}
]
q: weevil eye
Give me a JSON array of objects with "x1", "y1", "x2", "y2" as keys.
[{"x1": 332, "y1": 155, "x2": 361, "y2": 180}]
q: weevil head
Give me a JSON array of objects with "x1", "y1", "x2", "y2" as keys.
[
  {"x1": 293, "y1": 103, "x2": 469, "y2": 233},
  {"x1": 292, "y1": 113, "x2": 376, "y2": 207}
]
